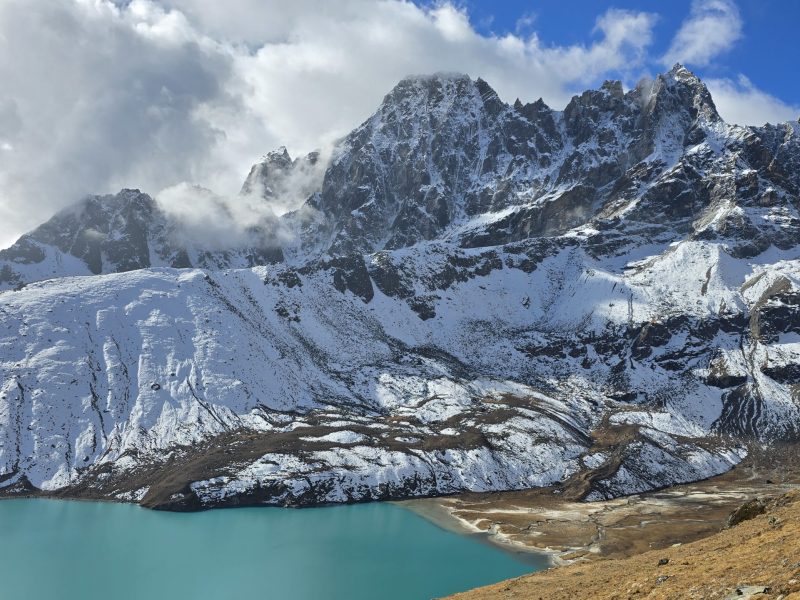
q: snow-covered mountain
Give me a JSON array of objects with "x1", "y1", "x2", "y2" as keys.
[{"x1": 1, "y1": 65, "x2": 798, "y2": 509}]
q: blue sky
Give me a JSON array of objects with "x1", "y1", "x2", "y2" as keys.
[{"x1": 418, "y1": 0, "x2": 799, "y2": 106}]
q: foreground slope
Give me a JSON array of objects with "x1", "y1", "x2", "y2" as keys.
[
  {"x1": 447, "y1": 491, "x2": 800, "y2": 600},
  {"x1": 1, "y1": 65, "x2": 799, "y2": 508}
]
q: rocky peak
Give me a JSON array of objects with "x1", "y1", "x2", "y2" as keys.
[
  {"x1": 601, "y1": 79, "x2": 625, "y2": 98},
  {"x1": 241, "y1": 145, "x2": 325, "y2": 221},
  {"x1": 380, "y1": 72, "x2": 475, "y2": 104},
  {"x1": 474, "y1": 77, "x2": 505, "y2": 116},
  {"x1": 301, "y1": 67, "x2": 786, "y2": 256},
  {"x1": 514, "y1": 97, "x2": 558, "y2": 138},
  {"x1": 563, "y1": 81, "x2": 632, "y2": 143},
  {"x1": 368, "y1": 73, "x2": 509, "y2": 134},
  {"x1": 12, "y1": 189, "x2": 161, "y2": 275},
  {"x1": 241, "y1": 146, "x2": 293, "y2": 196},
  {"x1": 0, "y1": 186, "x2": 286, "y2": 290},
  {"x1": 265, "y1": 146, "x2": 292, "y2": 164},
  {"x1": 665, "y1": 62, "x2": 711, "y2": 91},
  {"x1": 6, "y1": 67, "x2": 800, "y2": 287},
  {"x1": 308, "y1": 72, "x2": 524, "y2": 254},
  {"x1": 638, "y1": 64, "x2": 720, "y2": 126}
]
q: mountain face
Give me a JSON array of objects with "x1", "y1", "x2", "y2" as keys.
[
  {"x1": 299, "y1": 67, "x2": 756, "y2": 254},
  {"x1": 1, "y1": 65, "x2": 799, "y2": 509},
  {"x1": 0, "y1": 189, "x2": 284, "y2": 291}
]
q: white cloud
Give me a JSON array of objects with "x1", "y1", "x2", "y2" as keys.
[
  {"x1": 0, "y1": 0, "x2": 236, "y2": 247},
  {"x1": 662, "y1": 0, "x2": 742, "y2": 67},
  {"x1": 155, "y1": 183, "x2": 302, "y2": 250},
  {"x1": 514, "y1": 12, "x2": 537, "y2": 35},
  {"x1": 233, "y1": 5, "x2": 658, "y2": 159},
  {"x1": 0, "y1": 0, "x2": 662, "y2": 248},
  {"x1": 708, "y1": 75, "x2": 800, "y2": 126}
]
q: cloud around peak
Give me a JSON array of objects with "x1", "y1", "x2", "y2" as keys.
[
  {"x1": 0, "y1": 0, "x2": 796, "y2": 249},
  {"x1": 0, "y1": 0, "x2": 662, "y2": 247}
]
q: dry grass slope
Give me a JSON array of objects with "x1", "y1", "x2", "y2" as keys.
[{"x1": 447, "y1": 491, "x2": 800, "y2": 600}]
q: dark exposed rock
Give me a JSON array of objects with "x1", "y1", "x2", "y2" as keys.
[
  {"x1": 0, "y1": 235, "x2": 46, "y2": 264},
  {"x1": 706, "y1": 371, "x2": 748, "y2": 389},
  {"x1": 727, "y1": 498, "x2": 767, "y2": 527},
  {"x1": 317, "y1": 254, "x2": 374, "y2": 303},
  {"x1": 631, "y1": 321, "x2": 673, "y2": 360},
  {"x1": 408, "y1": 296, "x2": 437, "y2": 320},
  {"x1": 27, "y1": 189, "x2": 156, "y2": 274},
  {"x1": 275, "y1": 269, "x2": 302, "y2": 288},
  {"x1": 761, "y1": 363, "x2": 800, "y2": 385},
  {"x1": 369, "y1": 253, "x2": 415, "y2": 299},
  {"x1": 240, "y1": 146, "x2": 322, "y2": 204},
  {"x1": 0, "y1": 264, "x2": 22, "y2": 290}
]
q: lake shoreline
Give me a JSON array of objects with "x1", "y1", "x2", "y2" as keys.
[
  {"x1": 400, "y1": 444, "x2": 800, "y2": 565},
  {"x1": 395, "y1": 496, "x2": 558, "y2": 567},
  {"x1": 6, "y1": 443, "x2": 799, "y2": 572}
]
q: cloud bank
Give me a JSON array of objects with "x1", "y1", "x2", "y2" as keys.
[
  {"x1": 707, "y1": 76, "x2": 800, "y2": 127},
  {"x1": 0, "y1": 0, "x2": 796, "y2": 247}
]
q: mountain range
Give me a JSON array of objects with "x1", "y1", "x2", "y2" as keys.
[{"x1": 0, "y1": 65, "x2": 798, "y2": 509}]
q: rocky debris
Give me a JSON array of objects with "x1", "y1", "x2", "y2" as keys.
[
  {"x1": 411, "y1": 450, "x2": 800, "y2": 564},
  {"x1": 726, "y1": 493, "x2": 800, "y2": 529},
  {"x1": 724, "y1": 586, "x2": 771, "y2": 600}
]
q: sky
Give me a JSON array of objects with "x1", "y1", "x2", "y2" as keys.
[{"x1": 0, "y1": 0, "x2": 798, "y2": 248}]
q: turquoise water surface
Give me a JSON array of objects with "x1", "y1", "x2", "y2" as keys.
[{"x1": 0, "y1": 499, "x2": 544, "y2": 600}]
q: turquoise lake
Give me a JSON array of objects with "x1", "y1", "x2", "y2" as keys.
[{"x1": 0, "y1": 499, "x2": 544, "y2": 600}]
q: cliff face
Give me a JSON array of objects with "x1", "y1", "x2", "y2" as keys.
[{"x1": 0, "y1": 65, "x2": 799, "y2": 509}]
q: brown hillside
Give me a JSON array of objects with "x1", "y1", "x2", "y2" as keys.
[{"x1": 447, "y1": 491, "x2": 800, "y2": 600}]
